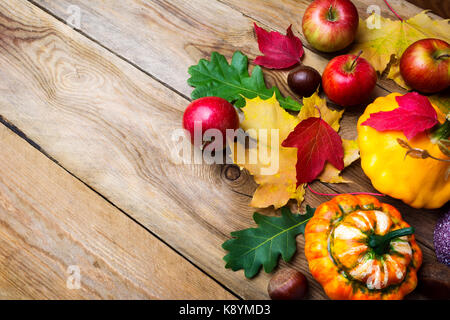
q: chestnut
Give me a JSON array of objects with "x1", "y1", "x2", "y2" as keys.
[
  {"x1": 268, "y1": 268, "x2": 308, "y2": 300},
  {"x1": 287, "y1": 65, "x2": 321, "y2": 97}
]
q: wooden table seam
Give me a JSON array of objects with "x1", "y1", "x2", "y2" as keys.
[
  {"x1": 0, "y1": 117, "x2": 242, "y2": 299},
  {"x1": 27, "y1": 0, "x2": 192, "y2": 103},
  {"x1": 0, "y1": 1, "x2": 245, "y2": 298}
]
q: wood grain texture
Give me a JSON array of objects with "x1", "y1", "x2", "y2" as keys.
[
  {"x1": 0, "y1": 124, "x2": 234, "y2": 299},
  {"x1": 0, "y1": 0, "x2": 441, "y2": 300},
  {"x1": 30, "y1": 0, "x2": 443, "y2": 247},
  {"x1": 32, "y1": 0, "x2": 390, "y2": 101},
  {"x1": 0, "y1": 0, "x2": 321, "y2": 299},
  {"x1": 407, "y1": 0, "x2": 450, "y2": 19}
]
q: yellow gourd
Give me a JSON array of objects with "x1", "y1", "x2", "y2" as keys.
[{"x1": 357, "y1": 93, "x2": 450, "y2": 209}]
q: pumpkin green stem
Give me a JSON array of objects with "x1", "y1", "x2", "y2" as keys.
[
  {"x1": 368, "y1": 227, "x2": 415, "y2": 255},
  {"x1": 432, "y1": 119, "x2": 450, "y2": 141}
]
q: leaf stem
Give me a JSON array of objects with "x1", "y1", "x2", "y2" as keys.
[
  {"x1": 314, "y1": 105, "x2": 322, "y2": 119},
  {"x1": 397, "y1": 138, "x2": 450, "y2": 162},
  {"x1": 428, "y1": 154, "x2": 450, "y2": 162},
  {"x1": 383, "y1": 0, "x2": 403, "y2": 21}
]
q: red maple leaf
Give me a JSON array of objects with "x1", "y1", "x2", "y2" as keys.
[
  {"x1": 361, "y1": 92, "x2": 438, "y2": 140},
  {"x1": 253, "y1": 23, "x2": 304, "y2": 69},
  {"x1": 282, "y1": 117, "x2": 344, "y2": 186}
]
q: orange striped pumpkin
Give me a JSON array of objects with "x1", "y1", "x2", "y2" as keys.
[{"x1": 304, "y1": 194, "x2": 422, "y2": 300}]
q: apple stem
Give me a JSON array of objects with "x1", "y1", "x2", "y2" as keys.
[
  {"x1": 350, "y1": 50, "x2": 363, "y2": 70},
  {"x1": 435, "y1": 53, "x2": 450, "y2": 60},
  {"x1": 326, "y1": 5, "x2": 336, "y2": 21}
]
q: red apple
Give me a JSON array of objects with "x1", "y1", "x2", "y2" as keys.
[
  {"x1": 322, "y1": 53, "x2": 377, "y2": 106},
  {"x1": 302, "y1": 0, "x2": 359, "y2": 53},
  {"x1": 400, "y1": 38, "x2": 450, "y2": 93},
  {"x1": 182, "y1": 96, "x2": 239, "y2": 147}
]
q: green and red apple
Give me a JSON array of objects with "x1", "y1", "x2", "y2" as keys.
[
  {"x1": 322, "y1": 52, "x2": 377, "y2": 107},
  {"x1": 302, "y1": 0, "x2": 359, "y2": 53},
  {"x1": 182, "y1": 97, "x2": 239, "y2": 147},
  {"x1": 400, "y1": 38, "x2": 450, "y2": 93}
]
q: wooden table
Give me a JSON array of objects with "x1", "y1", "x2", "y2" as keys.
[{"x1": 0, "y1": 0, "x2": 447, "y2": 299}]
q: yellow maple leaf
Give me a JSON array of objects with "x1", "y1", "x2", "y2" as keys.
[
  {"x1": 299, "y1": 91, "x2": 344, "y2": 131},
  {"x1": 318, "y1": 139, "x2": 360, "y2": 183},
  {"x1": 429, "y1": 93, "x2": 450, "y2": 115},
  {"x1": 232, "y1": 94, "x2": 302, "y2": 209},
  {"x1": 352, "y1": 11, "x2": 450, "y2": 88},
  {"x1": 239, "y1": 93, "x2": 298, "y2": 145},
  {"x1": 232, "y1": 141, "x2": 304, "y2": 208},
  {"x1": 231, "y1": 92, "x2": 358, "y2": 208}
]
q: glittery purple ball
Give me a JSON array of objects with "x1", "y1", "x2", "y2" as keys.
[{"x1": 434, "y1": 210, "x2": 450, "y2": 266}]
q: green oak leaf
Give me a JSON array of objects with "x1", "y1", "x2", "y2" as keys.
[
  {"x1": 187, "y1": 51, "x2": 302, "y2": 111},
  {"x1": 222, "y1": 205, "x2": 315, "y2": 278}
]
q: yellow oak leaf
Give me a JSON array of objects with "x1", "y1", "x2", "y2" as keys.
[
  {"x1": 352, "y1": 11, "x2": 450, "y2": 88},
  {"x1": 231, "y1": 93, "x2": 358, "y2": 208}
]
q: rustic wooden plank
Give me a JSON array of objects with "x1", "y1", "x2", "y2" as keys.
[
  {"x1": 31, "y1": 0, "x2": 389, "y2": 100},
  {"x1": 33, "y1": 0, "x2": 439, "y2": 97},
  {"x1": 0, "y1": 0, "x2": 438, "y2": 299},
  {"x1": 0, "y1": 0, "x2": 329, "y2": 299},
  {"x1": 0, "y1": 123, "x2": 234, "y2": 299},
  {"x1": 406, "y1": 0, "x2": 450, "y2": 19},
  {"x1": 30, "y1": 0, "x2": 442, "y2": 249}
]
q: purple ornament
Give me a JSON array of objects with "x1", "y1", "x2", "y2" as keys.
[{"x1": 434, "y1": 210, "x2": 450, "y2": 266}]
